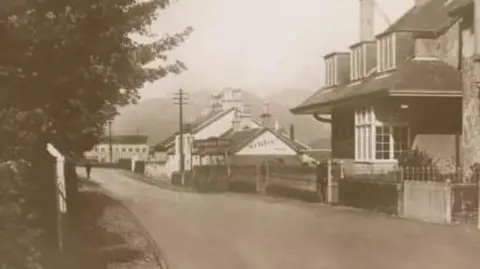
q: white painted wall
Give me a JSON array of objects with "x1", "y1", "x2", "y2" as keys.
[
  {"x1": 236, "y1": 130, "x2": 297, "y2": 156},
  {"x1": 194, "y1": 109, "x2": 236, "y2": 140},
  {"x1": 85, "y1": 143, "x2": 149, "y2": 163}
]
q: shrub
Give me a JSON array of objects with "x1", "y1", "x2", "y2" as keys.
[
  {"x1": 0, "y1": 160, "x2": 43, "y2": 269},
  {"x1": 397, "y1": 148, "x2": 434, "y2": 167}
]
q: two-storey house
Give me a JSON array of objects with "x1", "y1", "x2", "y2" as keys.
[{"x1": 292, "y1": 0, "x2": 463, "y2": 173}]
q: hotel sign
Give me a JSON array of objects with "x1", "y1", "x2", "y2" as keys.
[{"x1": 193, "y1": 137, "x2": 232, "y2": 149}]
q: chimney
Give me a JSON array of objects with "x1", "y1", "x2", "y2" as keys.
[
  {"x1": 359, "y1": 0, "x2": 374, "y2": 41},
  {"x1": 274, "y1": 118, "x2": 280, "y2": 131},
  {"x1": 260, "y1": 100, "x2": 272, "y2": 127},
  {"x1": 289, "y1": 124, "x2": 295, "y2": 141}
]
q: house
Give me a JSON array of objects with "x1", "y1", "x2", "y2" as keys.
[
  {"x1": 84, "y1": 135, "x2": 149, "y2": 163},
  {"x1": 155, "y1": 88, "x2": 314, "y2": 177},
  {"x1": 156, "y1": 88, "x2": 263, "y2": 176},
  {"x1": 291, "y1": 0, "x2": 465, "y2": 173},
  {"x1": 196, "y1": 125, "x2": 310, "y2": 166}
]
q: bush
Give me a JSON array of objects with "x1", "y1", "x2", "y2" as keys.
[
  {"x1": 0, "y1": 160, "x2": 43, "y2": 269},
  {"x1": 397, "y1": 148, "x2": 434, "y2": 167}
]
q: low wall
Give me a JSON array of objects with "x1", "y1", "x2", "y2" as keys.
[
  {"x1": 269, "y1": 165, "x2": 316, "y2": 192},
  {"x1": 339, "y1": 177, "x2": 400, "y2": 215},
  {"x1": 230, "y1": 165, "x2": 258, "y2": 185},
  {"x1": 145, "y1": 162, "x2": 168, "y2": 180},
  {"x1": 452, "y1": 183, "x2": 478, "y2": 223},
  {"x1": 402, "y1": 181, "x2": 452, "y2": 224},
  {"x1": 192, "y1": 165, "x2": 229, "y2": 191}
]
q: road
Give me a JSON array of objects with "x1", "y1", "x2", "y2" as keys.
[{"x1": 85, "y1": 168, "x2": 480, "y2": 269}]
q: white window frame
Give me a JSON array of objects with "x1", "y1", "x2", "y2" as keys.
[
  {"x1": 376, "y1": 33, "x2": 396, "y2": 73},
  {"x1": 354, "y1": 106, "x2": 409, "y2": 162}
]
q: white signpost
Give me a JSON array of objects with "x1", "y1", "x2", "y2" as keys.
[{"x1": 46, "y1": 143, "x2": 67, "y2": 252}]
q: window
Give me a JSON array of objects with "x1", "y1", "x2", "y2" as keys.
[
  {"x1": 350, "y1": 45, "x2": 365, "y2": 81},
  {"x1": 377, "y1": 33, "x2": 396, "y2": 73},
  {"x1": 135, "y1": 148, "x2": 140, "y2": 152},
  {"x1": 375, "y1": 126, "x2": 390, "y2": 160},
  {"x1": 122, "y1": 148, "x2": 126, "y2": 152},
  {"x1": 128, "y1": 148, "x2": 132, "y2": 152},
  {"x1": 355, "y1": 106, "x2": 409, "y2": 162},
  {"x1": 325, "y1": 56, "x2": 337, "y2": 87}
]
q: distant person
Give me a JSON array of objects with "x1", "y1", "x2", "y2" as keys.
[{"x1": 85, "y1": 163, "x2": 92, "y2": 179}]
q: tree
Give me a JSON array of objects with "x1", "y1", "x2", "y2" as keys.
[{"x1": 0, "y1": 0, "x2": 192, "y2": 158}]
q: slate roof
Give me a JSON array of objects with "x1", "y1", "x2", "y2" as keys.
[
  {"x1": 99, "y1": 135, "x2": 148, "y2": 145},
  {"x1": 154, "y1": 107, "x2": 235, "y2": 149},
  {"x1": 197, "y1": 127, "x2": 308, "y2": 156},
  {"x1": 291, "y1": 58, "x2": 462, "y2": 114},
  {"x1": 446, "y1": 0, "x2": 472, "y2": 14},
  {"x1": 379, "y1": 0, "x2": 459, "y2": 37}
]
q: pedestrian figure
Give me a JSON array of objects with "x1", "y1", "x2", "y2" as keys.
[
  {"x1": 316, "y1": 163, "x2": 327, "y2": 203},
  {"x1": 85, "y1": 163, "x2": 92, "y2": 179}
]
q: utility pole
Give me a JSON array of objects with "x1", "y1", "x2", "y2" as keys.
[
  {"x1": 173, "y1": 89, "x2": 189, "y2": 185},
  {"x1": 107, "y1": 120, "x2": 113, "y2": 164}
]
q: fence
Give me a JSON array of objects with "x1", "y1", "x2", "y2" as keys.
[
  {"x1": 219, "y1": 161, "x2": 478, "y2": 225},
  {"x1": 341, "y1": 165, "x2": 479, "y2": 224}
]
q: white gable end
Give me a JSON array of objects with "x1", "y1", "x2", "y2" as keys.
[
  {"x1": 236, "y1": 130, "x2": 297, "y2": 156},
  {"x1": 194, "y1": 109, "x2": 236, "y2": 140}
]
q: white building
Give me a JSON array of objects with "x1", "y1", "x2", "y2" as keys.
[
  {"x1": 153, "y1": 88, "x2": 313, "y2": 177},
  {"x1": 84, "y1": 135, "x2": 149, "y2": 163}
]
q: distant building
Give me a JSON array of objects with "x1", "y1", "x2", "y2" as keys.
[
  {"x1": 153, "y1": 88, "x2": 314, "y2": 177},
  {"x1": 84, "y1": 135, "x2": 149, "y2": 163}
]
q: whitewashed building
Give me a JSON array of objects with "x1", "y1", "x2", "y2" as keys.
[{"x1": 84, "y1": 135, "x2": 149, "y2": 163}]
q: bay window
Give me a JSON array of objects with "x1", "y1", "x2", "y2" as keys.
[{"x1": 355, "y1": 106, "x2": 409, "y2": 162}]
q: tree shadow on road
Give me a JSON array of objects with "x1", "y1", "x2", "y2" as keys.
[{"x1": 67, "y1": 178, "x2": 159, "y2": 269}]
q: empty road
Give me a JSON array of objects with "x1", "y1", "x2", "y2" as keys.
[{"x1": 85, "y1": 168, "x2": 480, "y2": 269}]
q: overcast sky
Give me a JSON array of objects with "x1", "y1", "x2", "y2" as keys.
[{"x1": 140, "y1": 0, "x2": 414, "y2": 99}]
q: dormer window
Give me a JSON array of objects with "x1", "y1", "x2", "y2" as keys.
[
  {"x1": 350, "y1": 44, "x2": 366, "y2": 81},
  {"x1": 324, "y1": 52, "x2": 350, "y2": 88},
  {"x1": 325, "y1": 56, "x2": 337, "y2": 87},
  {"x1": 377, "y1": 33, "x2": 396, "y2": 73}
]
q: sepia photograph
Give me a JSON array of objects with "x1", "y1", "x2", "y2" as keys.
[{"x1": 1, "y1": 0, "x2": 480, "y2": 268}]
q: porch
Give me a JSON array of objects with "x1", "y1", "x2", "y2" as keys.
[{"x1": 331, "y1": 96, "x2": 462, "y2": 173}]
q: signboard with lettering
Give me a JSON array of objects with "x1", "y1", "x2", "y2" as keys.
[
  {"x1": 193, "y1": 137, "x2": 232, "y2": 149},
  {"x1": 236, "y1": 130, "x2": 297, "y2": 156}
]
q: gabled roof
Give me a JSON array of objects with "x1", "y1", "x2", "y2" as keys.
[
  {"x1": 198, "y1": 127, "x2": 307, "y2": 156},
  {"x1": 154, "y1": 107, "x2": 236, "y2": 149},
  {"x1": 99, "y1": 135, "x2": 148, "y2": 145},
  {"x1": 446, "y1": 0, "x2": 472, "y2": 15},
  {"x1": 379, "y1": 0, "x2": 459, "y2": 38},
  {"x1": 291, "y1": 58, "x2": 462, "y2": 114},
  {"x1": 380, "y1": 0, "x2": 460, "y2": 38}
]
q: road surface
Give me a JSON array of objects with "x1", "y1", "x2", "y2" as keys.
[{"x1": 85, "y1": 168, "x2": 480, "y2": 269}]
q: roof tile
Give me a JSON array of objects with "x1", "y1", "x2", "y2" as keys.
[
  {"x1": 381, "y1": 0, "x2": 458, "y2": 36},
  {"x1": 292, "y1": 58, "x2": 462, "y2": 114}
]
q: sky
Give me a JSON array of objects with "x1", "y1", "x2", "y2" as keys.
[{"x1": 139, "y1": 0, "x2": 414, "y2": 100}]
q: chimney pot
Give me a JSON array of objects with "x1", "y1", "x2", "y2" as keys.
[{"x1": 359, "y1": 0, "x2": 374, "y2": 41}]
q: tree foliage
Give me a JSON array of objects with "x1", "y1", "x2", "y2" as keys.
[{"x1": 0, "y1": 0, "x2": 192, "y2": 157}]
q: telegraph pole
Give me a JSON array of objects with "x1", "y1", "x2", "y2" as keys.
[{"x1": 173, "y1": 89, "x2": 189, "y2": 185}]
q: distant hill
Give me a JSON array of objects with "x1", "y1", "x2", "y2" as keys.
[
  {"x1": 308, "y1": 137, "x2": 331, "y2": 149},
  {"x1": 111, "y1": 89, "x2": 330, "y2": 145},
  {"x1": 266, "y1": 89, "x2": 314, "y2": 108}
]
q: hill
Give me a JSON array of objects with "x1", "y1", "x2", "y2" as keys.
[{"x1": 111, "y1": 89, "x2": 330, "y2": 145}]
